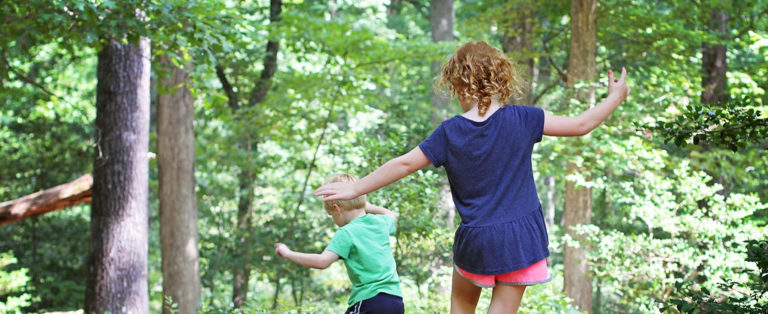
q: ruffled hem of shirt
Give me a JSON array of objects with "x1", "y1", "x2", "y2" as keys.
[{"x1": 452, "y1": 206, "x2": 550, "y2": 275}]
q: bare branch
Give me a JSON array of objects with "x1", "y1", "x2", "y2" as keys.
[{"x1": 0, "y1": 51, "x2": 59, "y2": 98}]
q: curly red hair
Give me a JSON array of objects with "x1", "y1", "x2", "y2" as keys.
[{"x1": 436, "y1": 41, "x2": 525, "y2": 116}]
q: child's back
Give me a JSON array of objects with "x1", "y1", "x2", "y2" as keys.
[
  {"x1": 276, "y1": 174, "x2": 404, "y2": 313},
  {"x1": 420, "y1": 104, "x2": 549, "y2": 274},
  {"x1": 326, "y1": 212, "x2": 401, "y2": 305}
]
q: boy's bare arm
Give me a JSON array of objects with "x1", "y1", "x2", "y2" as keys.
[
  {"x1": 544, "y1": 68, "x2": 631, "y2": 136},
  {"x1": 365, "y1": 203, "x2": 398, "y2": 221},
  {"x1": 274, "y1": 243, "x2": 339, "y2": 269}
]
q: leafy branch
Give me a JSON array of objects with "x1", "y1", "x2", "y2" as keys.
[{"x1": 640, "y1": 96, "x2": 768, "y2": 151}]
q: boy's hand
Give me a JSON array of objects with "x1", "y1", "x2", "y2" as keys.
[
  {"x1": 366, "y1": 203, "x2": 398, "y2": 221},
  {"x1": 274, "y1": 243, "x2": 291, "y2": 258},
  {"x1": 313, "y1": 182, "x2": 359, "y2": 201},
  {"x1": 608, "y1": 67, "x2": 631, "y2": 100}
]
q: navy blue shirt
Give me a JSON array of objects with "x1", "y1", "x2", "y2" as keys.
[{"x1": 419, "y1": 105, "x2": 550, "y2": 274}]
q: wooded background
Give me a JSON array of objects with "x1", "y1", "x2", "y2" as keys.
[{"x1": 1, "y1": 0, "x2": 766, "y2": 313}]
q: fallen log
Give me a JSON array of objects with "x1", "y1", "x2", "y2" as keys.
[{"x1": 0, "y1": 174, "x2": 92, "y2": 226}]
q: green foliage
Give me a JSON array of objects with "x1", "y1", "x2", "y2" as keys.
[
  {"x1": 572, "y1": 153, "x2": 767, "y2": 312},
  {"x1": 0, "y1": 251, "x2": 31, "y2": 313},
  {"x1": 644, "y1": 97, "x2": 768, "y2": 151},
  {"x1": 1, "y1": 0, "x2": 768, "y2": 313},
  {"x1": 666, "y1": 240, "x2": 768, "y2": 314}
]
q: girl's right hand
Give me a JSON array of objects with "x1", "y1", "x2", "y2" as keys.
[{"x1": 608, "y1": 67, "x2": 631, "y2": 100}]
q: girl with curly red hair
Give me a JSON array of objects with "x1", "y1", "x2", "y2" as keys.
[{"x1": 315, "y1": 40, "x2": 630, "y2": 313}]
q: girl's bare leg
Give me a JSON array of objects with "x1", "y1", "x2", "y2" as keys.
[
  {"x1": 450, "y1": 269, "x2": 482, "y2": 314},
  {"x1": 488, "y1": 285, "x2": 526, "y2": 314}
]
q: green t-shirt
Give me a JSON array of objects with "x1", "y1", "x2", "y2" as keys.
[{"x1": 325, "y1": 214, "x2": 402, "y2": 305}]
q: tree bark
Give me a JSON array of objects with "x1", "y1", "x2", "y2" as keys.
[
  {"x1": 501, "y1": 0, "x2": 536, "y2": 106},
  {"x1": 544, "y1": 175, "x2": 555, "y2": 232},
  {"x1": 85, "y1": 37, "x2": 151, "y2": 313},
  {"x1": 231, "y1": 167, "x2": 255, "y2": 308},
  {"x1": 158, "y1": 54, "x2": 200, "y2": 314},
  {"x1": 429, "y1": 0, "x2": 455, "y2": 123},
  {"x1": 0, "y1": 174, "x2": 92, "y2": 226},
  {"x1": 427, "y1": 0, "x2": 456, "y2": 298},
  {"x1": 231, "y1": 0, "x2": 282, "y2": 308},
  {"x1": 701, "y1": 9, "x2": 729, "y2": 105},
  {"x1": 563, "y1": 0, "x2": 597, "y2": 313},
  {"x1": 563, "y1": 163, "x2": 594, "y2": 313}
]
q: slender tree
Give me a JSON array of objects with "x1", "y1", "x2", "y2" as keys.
[
  {"x1": 429, "y1": 0, "x2": 455, "y2": 123},
  {"x1": 225, "y1": 0, "x2": 282, "y2": 308},
  {"x1": 563, "y1": 0, "x2": 597, "y2": 312},
  {"x1": 85, "y1": 37, "x2": 151, "y2": 313},
  {"x1": 501, "y1": 0, "x2": 536, "y2": 107},
  {"x1": 158, "y1": 54, "x2": 200, "y2": 314}
]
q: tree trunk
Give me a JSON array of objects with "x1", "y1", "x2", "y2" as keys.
[
  {"x1": 429, "y1": 0, "x2": 455, "y2": 123},
  {"x1": 427, "y1": 0, "x2": 456, "y2": 298},
  {"x1": 563, "y1": 0, "x2": 597, "y2": 313},
  {"x1": 563, "y1": 164, "x2": 594, "y2": 312},
  {"x1": 386, "y1": 0, "x2": 405, "y2": 32},
  {"x1": 85, "y1": 37, "x2": 151, "y2": 314},
  {"x1": 544, "y1": 175, "x2": 555, "y2": 232},
  {"x1": 428, "y1": 0, "x2": 456, "y2": 227},
  {"x1": 158, "y1": 54, "x2": 200, "y2": 314},
  {"x1": 0, "y1": 174, "x2": 92, "y2": 226},
  {"x1": 231, "y1": 0, "x2": 282, "y2": 308},
  {"x1": 232, "y1": 167, "x2": 255, "y2": 308},
  {"x1": 501, "y1": 0, "x2": 536, "y2": 106},
  {"x1": 271, "y1": 273, "x2": 281, "y2": 310},
  {"x1": 701, "y1": 9, "x2": 728, "y2": 105}
]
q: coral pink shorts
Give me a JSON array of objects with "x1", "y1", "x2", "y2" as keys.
[{"x1": 454, "y1": 259, "x2": 551, "y2": 288}]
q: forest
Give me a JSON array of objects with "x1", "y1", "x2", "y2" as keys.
[{"x1": 1, "y1": 0, "x2": 767, "y2": 313}]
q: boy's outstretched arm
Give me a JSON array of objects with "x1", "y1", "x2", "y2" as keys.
[
  {"x1": 274, "y1": 243, "x2": 339, "y2": 269},
  {"x1": 365, "y1": 203, "x2": 398, "y2": 221},
  {"x1": 314, "y1": 146, "x2": 431, "y2": 201},
  {"x1": 543, "y1": 67, "x2": 631, "y2": 136}
]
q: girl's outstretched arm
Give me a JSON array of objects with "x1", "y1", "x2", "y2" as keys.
[
  {"x1": 314, "y1": 146, "x2": 431, "y2": 201},
  {"x1": 543, "y1": 67, "x2": 631, "y2": 136}
]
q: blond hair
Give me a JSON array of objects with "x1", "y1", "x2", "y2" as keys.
[
  {"x1": 436, "y1": 40, "x2": 525, "y2": 116},
  {"x1": 323, "y1": 174, "x2": 366, "y2": 212}
]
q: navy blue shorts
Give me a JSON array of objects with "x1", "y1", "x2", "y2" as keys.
[{"x1": 345, "y1": 292, "x2": 404, "y2": 314}]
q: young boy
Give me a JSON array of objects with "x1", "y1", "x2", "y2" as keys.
[{"x1": 274, "y1": 173, "x2": 404, "y2": 313}]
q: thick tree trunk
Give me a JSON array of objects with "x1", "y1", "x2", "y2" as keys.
[
  {"x1": 0, "y1": 175, "x2": 92, "y2": 226},
  {"x1": 501, "y1": 0, "x2": 536, "y2": 106},
  {"x1": 701, "y1": 10, "x2": 728, "y2": 105},
  {"x1": 231, "y1": 0, "x2": 282, "y2": 308},
  {"x1": 85, "y1": 37, "x2": 151, "y2": 313},
  {"x1": 567, "y1": 0, "x2": 597, "y2": 103},
  {"x1": 429, "y1": 0, "x2": 455, "y2": 123},
  {"x1": 563, "y1": 163, "x2": 593, "y2": 312},
  {"x1": 563, "y1": 0, "x2": 597, "y2": 313},
  {"x1": 158, "y1": 54, "x2": 200, "y2": 314}
]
